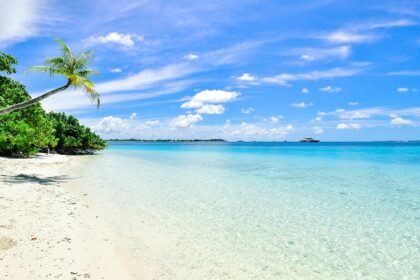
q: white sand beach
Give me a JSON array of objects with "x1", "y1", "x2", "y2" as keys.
[{"x1": 0, "y1": 154, "x2": 131, "y2": 280}]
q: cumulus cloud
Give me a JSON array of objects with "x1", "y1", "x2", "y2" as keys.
[
  {"x1": 229, "y1": 123, "x2": 293, "y2": 138},
  {"x1": 301, "y1": 88, "x2": 310, "y2": 94},
  {"x1": 86, "y1": 32, "x2": 144, "y2": 48},
  {"x1": 349, "y1": 102, "x2": 359, "y2": 106},
  {"x1": 196, "y1": 104, "x2": 225, "y2": 115},
  {"x1": 129, "y1": 112, "x2": 137, "y2": 120},
  {"x1": 241, "y1": 107, "x2": 255, "y2": 114},
  {"x1": 141, "y1": 120, "x2": 160, "y2": 129},
  {"x1": 93, "y1": 116, "x2": 129, "y2": 133},
  {"x1": 390, "y1": 114, "x2": 413, "y2": 126},
  {"x1": 336, "y1": 123, "x2": 362, "y2": 130},
  {"x1": 110, "y1": 68, "x2": 122, "y2": 73},
  {"x1": 269, "y1": 116, "x2": 282, "y2": 124},
  {"x1": 181, "y1": 90, "x2": 239, "y2": 109},
  {"x1": 290, "y1": 102, "x2": 313, "y2": 108},
  {"x1": 320, "y1": 86, "x2": 342, "y2": 93},
  {"x1": 171, "y1": 114, "x2": 203, "y2": 128},
  {"x1": 333, "y1": 108, "x2": 381, "y2": 119},
  {"x1": 236, "y1": 73, "x2": 257, "y2": 81}
]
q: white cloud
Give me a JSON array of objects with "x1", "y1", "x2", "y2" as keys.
[
  {"x1": 181, "y1": 100, "x2": 205, "y2": 109},
  {"x1": 299, "y1": 46, "x2": 351, "y2": 61},
  {"x1": 129, "y1": 112, "x2": 137, "y2": 120},
  {"x1": 361, "y1": 19, "x2": 415, "y2": 30},
  {"x1": 86, "y1": 32, "x2": 144, "y2": 48},
  {"x1": 388, "y1": 71, "x2": 420, "y2": 76},
  {"x1": 261, "y1": 68, "x2": 359, "y2": 86},
  {"x1": 110, "y1": 68, "x2": 122, "y2": 73},
  {"x1": 313, "y1": 126, "x2": 324, "y2": 134},
  {"x1": 336, "y1": 123, "x2": 362, "y2": 130},
  {"x1": 319, "y1": 20, "x2": 414, "y2": 45},
  {"x1": 290, "y1": 102, "x2": 313, "y2": 108},
  {"x1": 333, "y1": 108, "x2": 382, "y2": 120},
  {"x1": 93, "y1": 116, "x2": 129, "y2": 133},
  {"x1": 236, "y1": 73, "x2": 257, "y2": 81},
  {"x1": 0, "y1": 0, "x2": 50, "y2": 47},
  {"x1": 196, "y1": 104, "x2": 225, "y2": 115},
  {"x1": 97, "y1": 63, "x2": 195, "y2": 94},
  {"x1": 320, "y1": 86, "x2": 342, "y2": 93},
  {"x1": 301, "y1": 88, "x2": 310, "y2": 94},
  {"x1": 300, "y1": 54, "x2": 316, "y2": 61},
  {"x1": 181, "y1": 90, "x2": 239, "y2": 109},
  {"x1": 323, "y1": 31, "x2": 374, "y2": 43},
  {"x1": 269, "y1": 116, "x2": 282, "y2": 124},
  {"x1": 184, "y1": 54, "x2": 199, "y2": 61},
  {"x1": 397, "y1": 87, "x2": 417, "y2": 93},
  {"x1": 241, "y1": 107, "x2": 255, "y2": 114},
  {"x1": 229, "y1": 123, "x2": 293, "y2": 139},
  {"x1": 349, "y1": 102, "x2": 359, "y2": 106},
  {"x1": 142, "y1": 120, "x2": 160, "y2": 128},
  {"x1": 171, "y1": 114, "x2": 203, "y2": 128},
  {"x1": 390, "y1": 114, "x2": 414, "y2": 126}
]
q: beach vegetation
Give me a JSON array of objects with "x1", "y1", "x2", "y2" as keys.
[
  {"x1": 0, "y1": 54, "x2": 57, "y2": 156},
  {"x1": 47, "y1": 112, "x2": 107, "y2": 154},
  {"x1": 0, "y1": 38, "x2": 100, "y2": 115},
  {"x1": 0, "y1": 52, "x2": 106, "y2": 157}
]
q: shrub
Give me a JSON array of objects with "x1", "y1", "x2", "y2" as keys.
[
  {"x1": 0, "y1": 54, "x2": 56, "y2": 157},
  {"x1": 48, "y1": 112, "x2": 107, "y2": 154}
]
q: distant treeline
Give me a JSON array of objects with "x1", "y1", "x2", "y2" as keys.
[{"x1": 107, "y1": 139, "x2": 227, "y2": 142}]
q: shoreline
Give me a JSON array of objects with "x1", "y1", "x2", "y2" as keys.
[{"x1": 0, "y1": 154, "x2": 131, "y2": 280}]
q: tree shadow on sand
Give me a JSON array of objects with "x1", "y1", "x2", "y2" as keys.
[{"x1": 1, "y1": 174, "x2": 71, "y2": 186}]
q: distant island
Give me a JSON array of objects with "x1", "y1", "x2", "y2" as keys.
[{"x1": 106, "y1": 139, "x2": 227, "y2": 142}]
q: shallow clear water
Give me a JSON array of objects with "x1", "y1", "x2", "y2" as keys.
[{"x1": 74, "y1": 142, "x2": 420, "y2": 279}]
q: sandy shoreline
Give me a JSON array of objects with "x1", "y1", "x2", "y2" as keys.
[{"x1": 0, "y1": 154, "x2": 131, "y2": 280}]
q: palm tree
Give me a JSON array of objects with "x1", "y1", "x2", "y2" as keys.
[{"x1": 0, "y1": 38, "x2": 100, "y2": 115}]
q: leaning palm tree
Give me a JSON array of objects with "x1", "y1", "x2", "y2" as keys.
[{"x1": 0, "y1": 38, "x2": 100, "y2": 115}]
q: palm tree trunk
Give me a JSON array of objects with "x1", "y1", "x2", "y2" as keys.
[{"x1": 0, "y1": 81, "x2": 71, "y2": 115}]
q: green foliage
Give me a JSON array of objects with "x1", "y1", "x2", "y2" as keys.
[
  {"x1": 0, "y1": 51, "x2": 106, "y2": 157},
  {"x1": 0, "y1": 53, "x2": 17, "y2": 74},
  {"x1": 48, "y1": 112, "x2": 106, "y2": 154},
  {"x1": 28, "y1": 38, "x2": 100, "y2": 107},
  {"x1": 0, "y1": 55, "x2": 57, "y2": 156}
]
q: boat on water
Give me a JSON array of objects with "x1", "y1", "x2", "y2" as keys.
[{"x1": 299, "y1": 137, "x2": 320, "y2": 143}]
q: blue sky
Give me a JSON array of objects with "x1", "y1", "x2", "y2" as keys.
[{"x1": 1, "y1": 0, "x2": 420, "y2": 140}]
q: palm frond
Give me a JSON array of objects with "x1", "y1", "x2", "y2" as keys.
[
  {"x1": 54, "y1": 38, "x2": 73, "y2": 61},
  {"x1": 75, "y1": 69, "x2": 99, "y2": 78},
  {"x1": 27, "y1": 38, "x2": 101, "y2": 109},
  {"x1": 45, "y1": 57, "x2": 66, "y2": 68},
  {"x1": 25, "y1": 66, "x2": 50, "y2": 74}
]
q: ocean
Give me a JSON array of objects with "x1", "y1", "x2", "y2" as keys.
[{"x1": 71, "y1": 142, "x2": 420, "y2": 279}]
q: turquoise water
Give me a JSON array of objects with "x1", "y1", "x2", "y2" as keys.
[{"x1": 74, "y1": 142, "x2": 420, "y2": 279}]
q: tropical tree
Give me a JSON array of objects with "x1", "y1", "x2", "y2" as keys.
[
  {"x1": 0, "y1": 38, "x2": 100, "y2": 115},
  {"x1": 0, "y1": 53, "x2": 57, "y2": 156}
]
